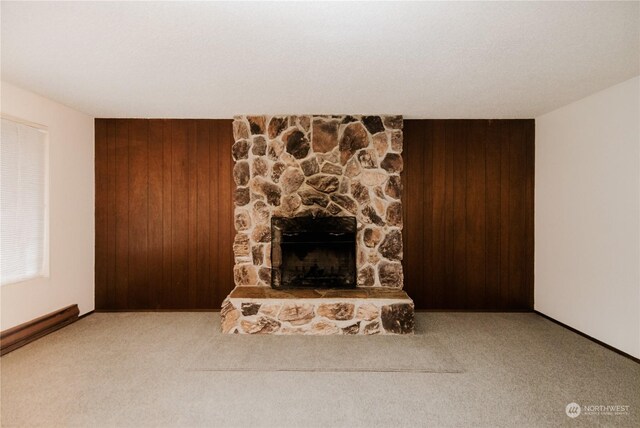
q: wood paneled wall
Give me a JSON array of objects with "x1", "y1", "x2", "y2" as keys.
[
  {"x1": 95, "y1": 118, "x2": 533, "y2": 311},
  {"x1": 95, "y1": 119, "x2": 234, "y2": 310},
  {"x1": 402, "y1": 120, "x2": 534, "y2": 310}
]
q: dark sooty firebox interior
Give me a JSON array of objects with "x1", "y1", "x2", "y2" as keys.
[{"x1": 271, "y1": 216, "x2": 357, "y2": 289}]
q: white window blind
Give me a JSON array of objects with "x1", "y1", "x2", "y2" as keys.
[{"x1": 1, "y1": 117, "x2": 48, "y2": 285}]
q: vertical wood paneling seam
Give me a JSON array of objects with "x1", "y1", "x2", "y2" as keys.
[
  {"x1": 215, "y1": 121, "x2": 221, "y2": 300},
  {"x1": 191, "y1": 120, "x2": 194, "y2": 303},
  {"x1": 519, "y1": 121, "x2": 525, "y2": 307},
  {"x1": 214, "y1": 122, "x2": 220, "y2": 298},
  {"x1": 420, "y1": 121, "x2": 424, "y2": 297},
  {"x1": 443, "y1": 122, "x2": 450, "y2": 307},
  {"x1": 101, "y1": 120, "x2": 104, "y2": 308},
  {"x1": 196, "y1": 123, "x2": 199, "y2": 303},
  {"x1": 107, "y1": 120, "x2": 115, "y2": 308},
  {"x1": 113, "y1": 119, "x2": 117, "y2": 306},
  {"x1": 451, "y1": 123, "x2": 456, "y2": 307},
  {"x1": 484, "y1": 123, "x2": 488, "y2": 302},
  {"x1": 126, "y1": 121, "x2": 130, "y2": 308},
  {"x1": 216, "y1": 121, "x2": 221, "y2": 299},
  {"x1": 103, "y1": 120, "x2": 107, "y2": 308},
  {"x1": 218, "y1": 121, "x2": 222, "y2": 294},
  {"x1": 425, "y1": 121, "x2": 430, "y2": 302},
  {"x1": 146, "y1": 121, "x2": 150, "y2": 304},
  {"x1": 107, "y1": 120, "x2": 110, "y2": 307},
  {"x1": 189, "y1": 121, "x2": 192, "y2": 302},
  {"x1": 523, "y1": 122, "x2": 529, "y2": 306},
  {"x1": 170, "y1": 121, "x2": 174, "y2": 305},
  {"x1": 209, "y1": 121, "x2": 213, "y2": 300},
  {"x1": 414, "y1": 122, "x2": 430, "y2": 306},
  {"x1": 497, "y1": 123, "x2": 502, "y2": 309},
  {"x1": 196, "y1": 121, "x2": 200, "y2": 305},
  {"x1": 484, "y1": 122, "x2": 488, "y2": 306},
  {"x1": 524, "y1": 122, "x2": 529, "y2": 306},
  {"x1": 186, "y1": 121, "x2": 189, "y2": 303},
  {"x1": 192, "y1": 121, "x2": 196, "y2": 303},
  {"x1": 158, "y1": 121, "x2": 162, "y2": 309},
  {"x1": 464, "y1": 121, "x2": 468, "y2": 309},
  {"x1": 429, "y1": 121, "x2": 434, "y2": 305},
  {"x1": 518, "y1": 121, "x2": 528, "y2": 308},
  {"x1": 505, "y1": 124, "x2": 511, "y2": 305},
  {"x1": 105, "y1": 120, "x2": 109, "y2": 308},
  {"x1": 208, "y1": 121, "x2": 212, "y2": 297}
]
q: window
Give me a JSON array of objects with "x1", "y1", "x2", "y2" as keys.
[{"x1": 1, "y1": 117, "x2": 48, "y2": 285}]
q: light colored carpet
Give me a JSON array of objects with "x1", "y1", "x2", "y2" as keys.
[
  {"x1": 1, "y1": 312, "x2": 639, "y2": 427},
  {"x1": 188, "y1": 334, "x2": 462, "y2": 373}
]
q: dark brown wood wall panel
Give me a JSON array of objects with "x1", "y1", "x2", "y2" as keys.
[
  {"x1": 402, "y1": 119, "x2": 534, "y2": 310},
  {"x1": 96, "y1": 118, "x2": 532, "y2": 311},
  {"x1": 95, "y1": 119, "x2": 234, "y2": 310}
]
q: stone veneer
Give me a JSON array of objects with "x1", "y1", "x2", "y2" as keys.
[
  {"x1": 232, "y1": 115, "x2": 404, "y2": 289},
  {"x1": 221, "y1": 287, "x2": 414, "y2": 335}
]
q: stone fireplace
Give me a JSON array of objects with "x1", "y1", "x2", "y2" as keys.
[{"x1": 221, "y1": 115, "x2": 414, "y2": 335}]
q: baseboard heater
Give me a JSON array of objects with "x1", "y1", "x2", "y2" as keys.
[{"x1": 0, "y1": 304, "x2": 79, "y2": 356}]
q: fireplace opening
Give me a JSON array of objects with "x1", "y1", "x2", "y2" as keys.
[{"x1": 271, "y1": 216, "x2": 357, "y2": 289}]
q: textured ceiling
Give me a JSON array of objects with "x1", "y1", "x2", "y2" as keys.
[{"x1": 1, "y1": 1, "x2": 638, "y2": 118}]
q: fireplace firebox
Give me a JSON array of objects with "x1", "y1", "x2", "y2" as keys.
[{"x1": 271, "y1": 217, "x2": 357, "y2": 289}]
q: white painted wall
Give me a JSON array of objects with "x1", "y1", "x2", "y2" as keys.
[
  {"x1": 1, "y1": 81, "x2": 94, "y2": 330},
  {"x1": 535, "y1": 76, "x2": 640, "y2": 358}
]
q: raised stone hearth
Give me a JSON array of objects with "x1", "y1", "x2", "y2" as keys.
[{"x1": 221, "y1": 287, "x2": 414, "y2": 335}]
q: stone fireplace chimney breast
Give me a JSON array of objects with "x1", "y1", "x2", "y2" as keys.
[{"x1": 222, "y1": 115, "x2": 413, "y2": 335}]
